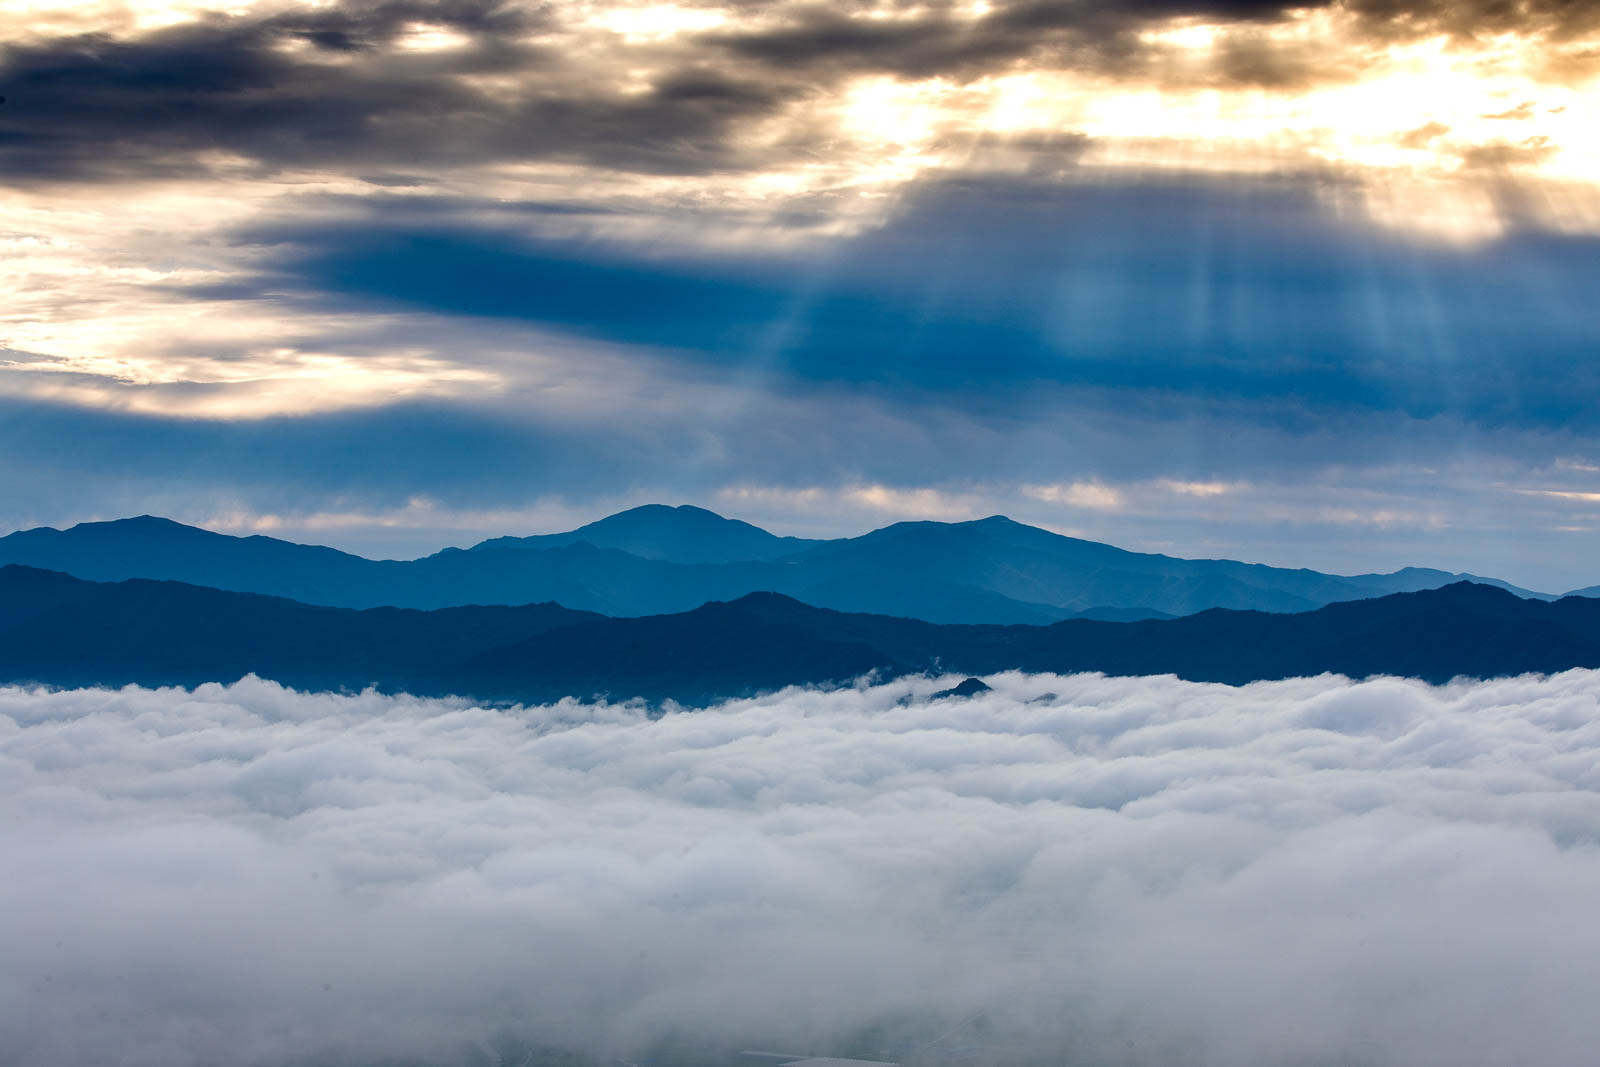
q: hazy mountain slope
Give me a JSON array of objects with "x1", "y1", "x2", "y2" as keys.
[
  {"x1": 0, "y1": 508, "x2": 1558, "y2": 622},
  {"x1": 787, "y1": 518, "x2": 1331, "y2": 614},
  {"x1": 0, "y1": 519, "x2": 1108, "y2": 622},
  {"x1": 1344, "y1": 565, "x2": 1559, "y2": 600},
  {"x1": 0, "y1": 516, "x2": 394, "y2": 604},
  {"x1": 800, "y1": 516, "x2": 1550, "y2": 613},
  {"x1": 3, "y1": 566, "x2": 1597, "y2": 705}
]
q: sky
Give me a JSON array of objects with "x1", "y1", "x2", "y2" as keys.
[
  {"x1": 3, "y1": 0, "x2": 1600, "y2": 589},
  {"x1": 5, "y1": 669, "x2": 1600, "y2": 1066}
]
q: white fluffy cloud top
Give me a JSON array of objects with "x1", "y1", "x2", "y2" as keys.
[{"x1": 2, "y1": 670, "x2": 1599, "y2": 1066}]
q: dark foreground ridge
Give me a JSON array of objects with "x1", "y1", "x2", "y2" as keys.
[{"x1": 2, "y1": 566, "x2": 1598, "y2": 704}]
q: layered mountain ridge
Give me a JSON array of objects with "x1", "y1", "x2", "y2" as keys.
[
  {"x1": 1, "y1": 565, "x2": 1596, "y2": 705},
  {"x1": 0, "y1": 505, "x2": 1562, "y2": 625}
]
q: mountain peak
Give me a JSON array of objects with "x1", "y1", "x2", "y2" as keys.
[
  {"x1": 71, "y1": 514, "x2": 192, "y2": 532},
  {"x1": 931, "y1": 676, "x2": 993, "y2": 699},
  {"x1": 471, "y1": 504, "x2": 822, "y2": 564},
  {"x1": 596, "y1": 503, "x2": 741, "y2": 528},
  {"x1": 1427, "y1": 580, "x2": 1525, "y2": 604},
  {"x1": 716, "y1": 590, "x2": 819, "y2": 613},
  {"x1": 610, "y1": 503, "x2": 716, "y2": 519},
  {"x1": 50, "y1": 514, "x2": 220, "y2": 542}
]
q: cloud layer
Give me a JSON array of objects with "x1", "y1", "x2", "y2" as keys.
[
  {"x1": 4, "y1": 0, "x2": 1596, "y2": 186},
  {"x1": 3, "y1": 670, "x2": 1599, "y2": 1066},
  {"x1": 4, "y1": 2, "x2": 1600, "y2": 583}
]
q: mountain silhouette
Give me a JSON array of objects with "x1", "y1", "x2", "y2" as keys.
[
  {"x1": 0, "y1": 507, "x2": 1561, "y2": 625},
  {"x1": 0, "y1": 564, "x2": 600, "y2": 695},
  {"x1": 931, "y1": 677, "x2": 993, "y2": 699},
  {"x1": 472, "y1": 504, "x2": 823, "y2": 563},
  {"x1": 2, "y1": 566, "x2": 1596, "y2": 704}
]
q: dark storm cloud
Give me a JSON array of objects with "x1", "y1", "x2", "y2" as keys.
[
  {"x1": 709, "y1": 0, "x2": 1600, "y2": 90},
  {"x1": 1, "y1": 0, "x2": 527, "y2": 179},
  {"x1": 712, "y1": 0, "x2": 1310, "y2": 80},
  {"x1": 1346, "y1": 0, "x2": 1600, "y2": 40},
  {"x1": 0, "y1": 0, "x2": 795, "y2": 181},
  {"x1": 4, "y1": 0, "x2": 1593, "y2": 184},
  {"x1": 260, "y1": 173, "x2": 1600, "y2": 432}
]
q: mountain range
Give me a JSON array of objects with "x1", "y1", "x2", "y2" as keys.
[
  {"x1": 3, "y1": 565, "x2": 1597, "y2": 704},
  {"x1": 0, "y1": 505, "x2": 1563, "y2": 625}
]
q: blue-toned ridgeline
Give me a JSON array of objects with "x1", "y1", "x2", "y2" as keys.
[
  {"x1": 0, "y1": 505, "x2": 1565, "y2": 626},
  {"x1": 1, "y1": 566, "x2": 1596, "y2": 704}
]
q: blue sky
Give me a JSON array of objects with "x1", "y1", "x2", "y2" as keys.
[{"x1": 3, "y1": 0, "x2": 1599, "y2": 589}]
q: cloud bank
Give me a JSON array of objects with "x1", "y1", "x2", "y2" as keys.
[
  {"x1": 3, "y1": 671, "x2": 1599, "y2": 1066},
  {"x1": 4, "y1": 0, "x2": 1596, "y2": 188}
]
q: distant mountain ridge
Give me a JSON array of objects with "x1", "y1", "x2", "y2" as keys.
[
  {"x1": 472, "y1": 504, "x2": 824, "y2": 563},
  {"x1": 0, "y1": 505, "x2": 1565, "y2": 625},
  {"x1": 1, "y1": 566, "x2": 1597, "y2": 704}
]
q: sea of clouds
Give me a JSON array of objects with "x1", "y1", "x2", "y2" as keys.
[{"x1": 3, "y1": 670, "x2": 1600, "y2": 1067}]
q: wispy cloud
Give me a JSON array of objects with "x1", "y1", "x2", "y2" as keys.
[{"x1": 1021, "y1": 481, "x2": 1127, "y2": 511}]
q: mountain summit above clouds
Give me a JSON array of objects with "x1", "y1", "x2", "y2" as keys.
[{"x1": 0, "y1": 506, "x2": 1564, "y2": 625}]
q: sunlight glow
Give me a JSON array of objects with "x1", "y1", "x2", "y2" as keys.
[
  {"x1": 586, "y1": 3, "x2": 728, "y2": 40},
  {"x1": 1157, "y1": 480, "x2": 1237, "y2": 498},
  {"x1": 812, "y1": 8, "x2": 1600, "y2": 242},
  {"x1": 0, "y1": 343, "x2": 503, "y2": 419},
  {"x1": 6, "y1": 2, "x2": 1597, "y2": 245},
  {"x1": 1138, "y1": 20, "x2": 1223, "y2": 52},
  {"x1": 1023, "y1": 482, "x2": 1128, "y2": 512},
  {"x1": 0, "y1": 0, "x2": 330, "y2": 36},
  {"x1": 392, "y1": 22, "x2": 475, "y2": 52}
]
